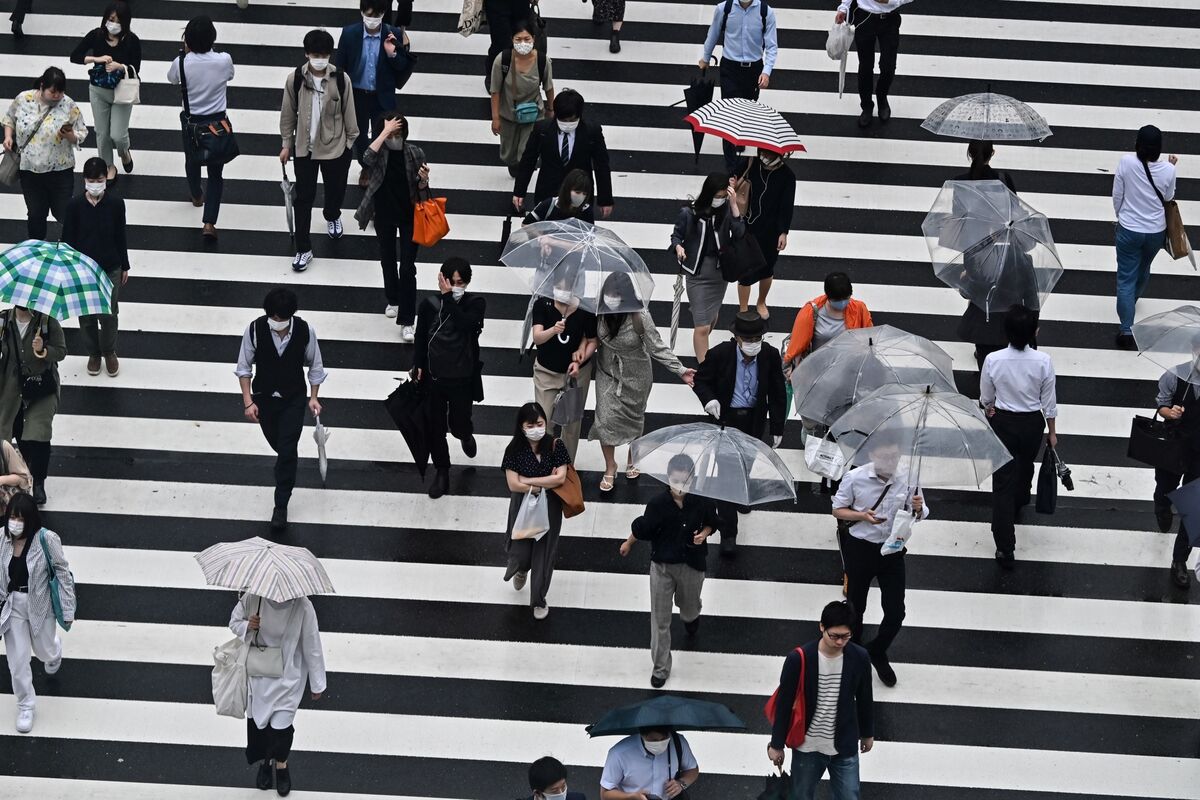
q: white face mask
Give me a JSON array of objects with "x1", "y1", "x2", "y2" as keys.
[
  {"x1": 85, "y1": 181, "x2": 106, "y2": 198},
  {"x1": 669, "y1": 478, "x2": 690, "y2": 495},
  {"x1": 513, "y1": 40, "x2": 534, "y2": 56},
  {"x1": 557, "y1": 119, "x2": 579, "y2": 134},
  {"x1": 384, "y1": 136, "x2": 405, "y2": 150},
  {"x1": 451, "y1": 286, "x2": 466, "y2": 300},
  {"x1": 363, "y1": 14, "x2": 384, "y2": 31},
  {"x1": 524, "y1": 425, "x2": 546, "y2": 441},
  {"x1": 7, "y1": 520, "x2": 25, "y2": 537},
  {"x1": 268, "y1": 317, "x2": 291, "y2": 332},
  {"x1": 541, "y1": 792, "x2": 567, "y2": 800},
  {"x1": 602, "y1": 294, "x2": 622, "y2": 310},
  {"x1": 308, "y1": 57, "x2": 329, "y2": 72},
  {"x1": 569, "y1": 191, "x2": 587, "y2": 208},
  {"x1": 642, "y1": 737, "x2": 670, "y2": 755},
  {"x1": 711, "y1": 196, "x2": 727, "y2": 209},
  {"x1": 553, "y1": 288, "x2": 573, "y2": 304},
  {"x1": 740, "y1": 340, "x2": 762, "y2": 357},
  {"x1": 105, "y1": 21, "x2": 122, "y2": 35}
]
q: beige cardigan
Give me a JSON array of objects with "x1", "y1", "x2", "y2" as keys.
[{"x1": 279, "y1": 64, "x2": 359, "y2": 161}]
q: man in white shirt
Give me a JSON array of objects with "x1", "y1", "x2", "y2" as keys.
[
  {"x1": 832, "y1": 433, "x2": 926, "y2": 687},
  {"x1": 980, "y1": 304, "x2": 1058, "y2": 568},
  {"x1": 835, "y1": 0, "x2": 915, "y2": 128},
  {"x1": 600, "y1": 728, "x2": 700, "y2": 800}
]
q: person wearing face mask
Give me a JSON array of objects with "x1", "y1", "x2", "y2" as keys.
[
  {"x1": 531, "y1": 272, "x2": 597, "y2": 458},
  {"x1": 354, "y1": 112, "x2": 430, "y2": 335},
  {"x1": 1150, "y1": 338, "x2": 1200, "y2": 589},
  {"x1": 0, "y1": 492, "x2": 75, "y2": 734},
  {"x1": 525, "y1": 756, "x2": 586, "y2": 800},
  {"x1": 513, "y1": 90, "x2": 615, "y2": 219},
  {"x1": 280, "y1": 29, "x2": 358, "y2": 274},
  {"x1": 483, "y1": 0, "x2": 532, "y2": 88},
  {"x1": 3, "y1": 67, "x2": 89, "y2": 242},
  {"x1": 600, "y1": 727, "x2": 700, "y2": 800},
  {"x1": 62, "y1": 157, "x2": 130, "y2": 379},
  {"x1": 336, "y1": 1, "x2": 413, "y2": 186},
  {"x1": 620, "y1": 454, "x2": 719, "y2": 687},
  {"x1": 502, "y1": 403, "x2": 570, "y2": 620},
  {"x1": 783, "y1": 272, "x2": 873, "y2": 378},
  {"x1": 70, "y1": 2, "x2": 142, "y2": 183},
  {"x1": 832, "y1": 434, "x2": 927, "y2": 687},
  {"x1": 235, "y1": 288, "x2": 327, "y2": 533},
  {"x1": 691, "y1": 311, "x2": 786, "y2": 556},
  {"x1": 524, "y1": 169, "x2": 595, "y2": 225},
  {"x1": 735, "y1": 150, "x2": 796, "y2": 320},
  {"x1": 413, "y1": 259, "x2": 487, "y2": 499},
  {"x1": 670, "y1": 172, "x2": 747, "y2": 363},
  {"x1": 490, "y1": 21, "x2": 555, "y2": 177}
]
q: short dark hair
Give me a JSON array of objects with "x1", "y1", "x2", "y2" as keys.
[
  {"x1": 184, "y1": 15, "x2": 217, "y2": 54},
  {"x1": 824, "y1": 272, "x2": 852, "y2": 301},
  {"x1": 4, "y1": 492, "x2": 42, "y2": 538},
  {"x1": 303, "y1": 29, "x2": 335, "y2": 55},
  {"x1": 867, "y1": 430, "x2": 902, "y2": 453},
  {"x1": 441, "y1": 257, "x2": 472, "y2": 284},
  {"x1": 360, "y1": 0, "x2": 392, "y2": 14},
  {"x1": 262, "y1": 287, "x2": 299, "y2": 319},
  {"x1": 667, "y1": 453, "x2": 695, "y2": 476},
  {"x1": 819, "y1": 600, "x2": 854, "y2": 630},
  {"x1": 34, "y1": 67, "x2": 66, "y2": 93},
  {"x1": 377, "y1": 110, "x2": 408, "y2": 140},
  {"x1": 101, "y1": 2, "x2": 132, "y2": 39},
  {"x1": 1003, "y1": 304, "x2": 1039, "y2": 350},
  {"x1": 82, "y1": 157, "x2": 108, "y2": 181},
  {"x1": 511, "y1": 18, "x2": 535, "y2": 39},
  {"x1": 528, "y1": 756, "x2": 567, "y2": 792},
  {"x1": 553, "y1": 89, "x2": 584, "y2": 121}
]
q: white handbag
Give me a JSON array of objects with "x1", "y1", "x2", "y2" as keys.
[
  {"x1": 211, "y1": 637, "x2": 249, "y2": 718},
  {"x1": 458, "y1": 0, "x2": 484, "y2": 37},
  {"x1": 246, "y1": 642, "x2": 283, "y2": 678},
  {"x1": 804, "y1": 436, "x2": 847, "y2": 481},
  {"x1": 113, "y1": 65, "x2": 140, "y2": 105}
]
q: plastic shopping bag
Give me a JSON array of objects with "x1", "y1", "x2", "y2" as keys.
[
  {"x1": 804, "y1": 436, "x2": 847, "y2": 481},
  {"x1": 212, "y1": 637, "x2": 249, "y2": 718},
  {"x1": 880, "y1": 507, "x2": 915, "y2": 556},
  {"x1": 511, "y1": 490, "x2": 550, "y2": 541},
  {"x1": 826, "y1": 22, "x2": 855, "y2": 98}
]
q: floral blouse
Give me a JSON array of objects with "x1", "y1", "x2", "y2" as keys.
[{"x1": 3, "y1": 91, "x2": 87, "y2": 174}]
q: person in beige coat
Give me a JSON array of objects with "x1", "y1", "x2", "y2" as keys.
[
  {"x1": 0, "y1": 440, "x2": 32, "y2": 512},
  {"x1": 279, "y1": 29, "x2": 359, "y2": 273}
]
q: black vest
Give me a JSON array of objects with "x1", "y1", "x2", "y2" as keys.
[{"x1": 251, "y1": 316, "x2": 309, "y2": 398}]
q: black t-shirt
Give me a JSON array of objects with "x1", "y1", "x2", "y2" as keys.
[
  {"x1": 375, "y1": 150, "x2": 414, "y2": 223},
  {"x1": 7, "y1": 539, "x2": 29, "y2": 592},
  {"x1": 502, "y1": 438, "x2": 571, "y2": 477},
  {"x1": 532, "y1": 298, "x2": 597, "y2": 374}
]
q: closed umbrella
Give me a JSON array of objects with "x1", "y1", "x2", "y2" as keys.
[
  {"x1": 586, "y1": 695, "x2": 745, "y2": 737},
  {"x1": 790, "y1": 325, "x2": 957, "y2": 425},
  {"x1": 313, "y1": 415, "x2": 331, "y2": 487},
  {"x1": 684, "y1": 98, "x2": 806, "y2": 155},
  {"x1": 1132, "y1": 305, "x2": 1200, "y2": 387},
  {"x1": 826, "y1": 21, "x2": 854, "y2": 98},
  {"x1": 280, "y1": 165, "x2": 295, "y2": 245},
  {"x1": 921, "y1": 91, "x2": 1052, "y2": 141},
  {"x1": 0, "y1": 239, "x2": 113, "y2": 319},
  {"x1": 195, "y1": 537, "x2": 335, "y2": 602},
  {"x1": 669, "y1": 272, "x2": 685, "y2": 349},
  {"x1": 631, "y1": 422, "x2": 796, "y2": 506},
  {"x1": 923, "y1": 179, "x2": 1064, "y2": 319},
  {"x1": 383, "y1": 377, "x2": 431, "y2": 477},
  {"x1": 671, "y1": 60, "x2": 717, "y2": 162}
]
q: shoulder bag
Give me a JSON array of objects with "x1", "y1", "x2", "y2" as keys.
[
  {"x1": 114, "y1": 64, "x2": 141, "y2": 105},
  {"x1": 1128, "y1": 403, "x2": 1190, "y2": 475},
  {"x1": 179, "y1": 53, "x2": 240, "y2": 167},
  {"x1": 550, "y1": 378, "x2": 584, "y2": 426},
  {"x1": 667, "y1": 732, "x2": 694, "y2": 800},
  {"x1": 763, "y1": 646, "x2": 808, "y2": 749},
  {"x1": 716, "y1": 215, "x2": 766, "y2": 282},
  {"x1": 37, "y1": 529, "x2": 73, "y2": 631},
  {"x1": 1141, "y1": 158, "x2": 1193, "y2": 266},
  {"x1": 8, "y1": 314, "x2": 58, "y2": 404},
  {"x1": 458, "y1": 0, "x2": 485, "y2": 37},
  {"x1": 0, "y1": 101, "x2": 53, "y2": 187},
  {"x1": 549, "y1": 438, "x2": 585, "y2": 518}
]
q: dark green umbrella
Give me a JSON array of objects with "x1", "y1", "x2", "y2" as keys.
[{"x1": 585, "y1": 695, "x2": 745, "y2": 737}]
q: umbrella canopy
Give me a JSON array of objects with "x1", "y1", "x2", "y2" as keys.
[
  {"x1": 1169, "y1": 479, "x2": 1200, "y2": 548},
  {"x1": 313, "y1": 415, "x2": 330, "y2": 487},
  {"x1": 501, "y1": 218, "x2": 655, "y2": 315},
  {"x1": 0, "y1": 239, "x2": 113, "y2": 320},
  {"x1": 586, "y1": 695, "x2": 746, "y2": 737},
  {"x1": 1132, "y1": 305, "x2": 1200, "y2": 388},
  {"x1": 195, "y1": 537, "x2": 335, "y2": 602},
  {"x1": 680, "y1": 64, "x2": 716, "y2": 162},
  {"x1": 280, "y1": 165, "x2": 295, "y2": 241},
  {"x1": 684, "y1": 98, "x2": 806, "y2": 155},
  {"x1": 631, "y1": 422, "x2": 796, "y2": 505},
  {"x1": 830, "y1": 384, "x2": 1013, "y2": 489},
  {"x1": 923, "y1": 179, "x2": 1064, "y2": 318},
  {"x1": 790, "y1": 325, "x2": 957, "y2": 426},
  {"x1": 383, "y1": 377, "x2": 431, "y2": 477},
  {"x1": 921, "y1": 92, "x2": 1052, "y2": 141}
]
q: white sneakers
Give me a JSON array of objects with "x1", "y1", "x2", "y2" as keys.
[
  {"x1": 44, "y1": 656, "x2": 61, "y2": 675},
  {"x1": 327, "y1": 219, "x2": 343, "y2": 239},
  {"x1": 400, "y1": 324, "x2": 415, "y2": 343},
  {"x1": 513, "y1": 571, "x2": 528, "y2": 591},
  {"x1": 291, "y1": 251, "x2": 313, "y2": 272},
  {"x1": 15, "y1": 709, "x2": 33, "y2": 733},
  {"x1": 533, "y1": 604, "x2": 549, "y2": 620},
  {"x1": 385, "y1": 305, "x2": 399, "y2": 319}
]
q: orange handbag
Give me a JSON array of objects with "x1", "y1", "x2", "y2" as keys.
[{"x1": 413, "y1": 190, "x2": 450, "y2": 247}]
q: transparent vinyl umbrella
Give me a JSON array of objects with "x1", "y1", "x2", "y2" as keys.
[
  {"x1": 921, "y1": 91, "x2": 1052, "y2": 141},
  {"x1": 830, "y1": 384, "x2": 1013, "y2": 490},
  {"x1": 1133, "y1": 305, "x2": 1200, "y2": 388},
  {"x1": 923, "y1": 179, "x2": 1064, "y2": 318},
  {"x1": 631, "y1": 422, "x2": 796, "y2": 506},
  {"x1": 790, "y1": 325, "x2": 957, "y2": 426}
]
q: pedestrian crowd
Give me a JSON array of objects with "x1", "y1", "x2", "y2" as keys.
[{"x1": 0, "y1": 1, "x2": 1188, "y2": 799}]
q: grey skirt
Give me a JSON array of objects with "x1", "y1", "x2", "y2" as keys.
[{"x1": 686, "y1": 255, "x2": 726, "y2": 329}]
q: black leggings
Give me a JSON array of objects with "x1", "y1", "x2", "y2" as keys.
[{"x1": 246, "y1": 718, "x2": 295, "y2": 764}]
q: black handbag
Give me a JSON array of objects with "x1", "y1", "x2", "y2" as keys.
[
  {"x1": 1036, "y1": 446, "x2": 1058, "y2": 514},
  {"x1": 529, "y1": 1, "x2": 549, "y2": 55},
  {"x1": 717, "y1": 227, "x2": 766, "y2": 282},
  {"x1": 178, "y1": 52, "x2": 240, "y2": 167},
  {"x1": 1128, "y1": 413, "x2": 1190, "y2": 474},
  {"x1": 6, "y1": 313, "x2": 58, "y2": 404}
]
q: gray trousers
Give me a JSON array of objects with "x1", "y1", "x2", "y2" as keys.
[
  {"x1": 504, "y1": 490, "x2": 564, "y2": 608},
  {"x1": 650, "y1": 560, "x2": 704, "y2": 680},
  {"x1": 532, "y1": 359, "x2": 593, "y2": 460},
  {"x1": 79, "y1": 268, "x2": 122, "y2": 356}
]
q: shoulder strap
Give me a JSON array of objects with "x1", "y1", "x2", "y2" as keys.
[
  {"x1": 178, "y1": 52, "x2": 191, "y2": 117},
  {"x1": 670, "y1": 731, "x2": 685, "y2": 780},
  {"x1": 1141, "y1": 159, "x2": 1169, "y2": 208},
  {"x1": 537, "y1": 49, "x2": 548, "y2": 88},
  {"x1": 869, "y1": 482, "x2": 893, "y2": 511},
  {"x1": 37, "y1": 528, "x2": 52, "y2": 571},
  {"x1": 720, "y1": 0, "x2": 768, "y2": 42},
  {"x1": 16, "y1": 102, "x2": 54, "y2": 152},
  {"x1": 501, "y1": 48, "x2": 512, "y2": 75},
  {"x1": 291, "y1": 67, "x2": 304, "y2": 103}
]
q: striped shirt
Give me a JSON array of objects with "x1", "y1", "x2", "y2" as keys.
[{"x1": 797, "y1": 651, "x2": 843, "y2": 756}]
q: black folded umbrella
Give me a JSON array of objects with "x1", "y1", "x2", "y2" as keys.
[
  {"x1": 758, "y1": 770, "x2": 793, "y2": 800},
  {"x1": 676, "y1": 61, "x2": 716, "y2": 163},
  {"x1": 383, "y1": 378, "x2": 430, "y2": 478},
  {"x1": 499, "y1": 213, "x2": 513, "y2": 260}
]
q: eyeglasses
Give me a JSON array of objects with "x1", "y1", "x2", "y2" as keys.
[{"x1": 825, "y1": 631, "x2": 852, "y2": 642}]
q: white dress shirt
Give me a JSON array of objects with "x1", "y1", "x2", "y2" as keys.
[
  {"x1": 308, "y1": 75, "x2": 325, "y2": 153},
  {"x1": 234, "y1": 321, "x2": 327, "y2": 393},
  {"x1": 980, "y1": 345, "x2": 1057, "y2": 417},
  {"x1": 1112, "y1": 153, "x2": 1176, "y2": 234},
  {"x1": 832, "y1": 462, "x2": 929, "y2": 544},
  {"x1": 557, "y1": 129, "x2": 575, "y2": 161},
  {"x1": 838, "y1": 0, "x2": 915, "y2": 15}
]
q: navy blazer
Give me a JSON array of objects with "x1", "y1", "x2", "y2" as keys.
[
  {"x1": 521, "y1": 793, "x2": 588, "y2": 800},
  {"x1": 335, "y1": 22, "x2": 412, "y2": 108},
  {"x1": 769, "y1": 639, "x2": 874, "y2": 757},
  {"x1": 692, "y1": 339, "x2": 787, "y2": 441}
]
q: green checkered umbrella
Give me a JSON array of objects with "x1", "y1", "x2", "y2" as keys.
[{"x1": 0, "y1": 239, "x2": 114, "y2": 320}]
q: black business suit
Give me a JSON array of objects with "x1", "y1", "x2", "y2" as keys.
[{"x1": 513, "y1": 119, "x2": 614, "y2": 207}]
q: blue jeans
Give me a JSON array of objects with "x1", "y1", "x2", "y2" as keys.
[
  {"x1": 792, "y1": 750, "x2": 860, "y2": 800},
  {"x1": 1115, "y1": 224, "x2": 1165, "y2": 333}
]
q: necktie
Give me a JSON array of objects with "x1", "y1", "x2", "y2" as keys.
[{"x1": 560, "y1": 132, "x2": 570, "y2": 164}]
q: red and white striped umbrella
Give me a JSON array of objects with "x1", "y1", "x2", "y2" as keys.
[{"x1": 683, "y1": 98, "x2": 805, "y2": 155}]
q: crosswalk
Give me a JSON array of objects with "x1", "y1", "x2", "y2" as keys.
[{"x1": 0, "y1": 0, "x2": 1197, "y2": 797}]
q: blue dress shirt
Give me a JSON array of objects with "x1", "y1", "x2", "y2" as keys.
[
  {"x1": 701, "y1": 0, "x2": 779, "y2": 75},
  {"x1": 355, "y1": 30, "x2": 381, "y2": 93},
  {"x1": 732, "y1": 354, "x2": 759, "y2": 408}
]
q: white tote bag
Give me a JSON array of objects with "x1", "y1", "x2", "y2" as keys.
[
  {"x1": 804, "y1": 436, "x2": 847, "y2": 481},
  {"x1": 113, "y1": 65, "x2": 140, "y2": 105},
  {"x1": 458, "y1": 0, "x2": 484, "y2": 37},
  {"x1": 212, "y1": 637, "x2": 249, "y2": 718},
  {"x1": 511, "y1": 490, "x2": 550, "y2": 541}
]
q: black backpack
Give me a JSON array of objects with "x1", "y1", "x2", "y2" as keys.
[
  {"x1": 499, "y1": 47, "x2": 549, "y2": 90},
  {"x1": 719, "y1": 0, "x2": 770, "y2": 44},
  {"x1": 289, "y1": 67, "x2": 348, "y2": 115}
]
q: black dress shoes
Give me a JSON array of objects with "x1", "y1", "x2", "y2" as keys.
[
  {"x1": 461, "y1": 434, "x2": 478, "y2": 459},
  {"x1": 995, "y1": 549, "x2": 1015, "y2": 570},
  {"x1": 650, "y1": 674, "x2": 667, "y2": 688},
  {"x1": 877, "y1": 99, "x2": 892, "y2": 123},
  {"x1": 1171, "y1": 560, "x2": 1192, "y2": 589},
  {"x1": 256, "y1": 760, "x2": 273, "y2": 790},
  {"x1": 684, "y1": 616, "x2": 700, "y2": 637},
  {"x1": 428, "y1": 467, "x2": 450, "y2": 499},
  {"x1": 275, "y1": 766, "x2": 292, "y2": 797},
  {"x1": 11, "y1": 21, "x2": 23, "y2": 39},
  {"x1": 1155, "y1": 505, "x2": 1174, "y2": 533},
  {"x1": 1115, "y1": 333, "x2": 1137, "y2": 350},
  {"x1": 857, "y1": 109, "x2": 872, "y2": 128},
  {"x1": 270, "y1": 507, "x2": 288, "y2": 533},
  {"x1": 870, "y1": 651, "x2": 897, "y2": 687}
]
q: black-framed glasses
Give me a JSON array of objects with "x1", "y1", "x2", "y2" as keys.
[{"x1": 825, "y1": 631, "x2": 852, "y2": 642}]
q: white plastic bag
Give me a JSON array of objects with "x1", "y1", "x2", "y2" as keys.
[
  {"x1": 212, "y1": 637, "x2": 249, "y2": 718},
  {"x1": 880, "y1": 507, "x2": 915, "y2": 556},
  {"x1": 512, "y1": 490, "x2": 550, "y2": 541},
  {"x1": 826, "y1": 22, "x2": 854, "y2": 59},
  {"x1": 804, "y1": 436, "x2": 847, "y2": 481}
]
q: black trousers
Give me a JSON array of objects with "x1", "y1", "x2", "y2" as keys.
[
  {"x1": 484, "y1": 0, "x2": 532, "y2": 78},
  {"x1": 18, "y1": 168, "x2": 71, "y2": 241},
  {"x1": 352, "y1": 90, "x2": 383, "y2": 161},
  {"x1": 841, "y1": 529, "x2": 906, "y2": 656},
  {"x1": 256, "y1": 393, "x2": 306, "y2": 510},
  {"x1": 375, "y1": 212, "x2": 419, "y2": 323},
  {"x1": 427, "y1": 377, "x2": 474, "y2": 469},
  {"x1": 719, "y1": 58, "x2": 762, "y2": 174},
  {"x1": 716, "y1": 407, "x2": 760, "y2": 540},
  {"x1": 293, "y1": 150, "x2": 351, "y2": 253},
  {"x1": 1154, "y1": 455, "x2": 1200, "y2": 563},
  {"x1": 245, "y1": 718, "x2": 295, "y2": 764},
  {"x1": 852, "y1": 10, "x2": 902, "y2": 111},
  {"x1": 10, "y1": 0, "x2": 31, "y2": 24},
  {"x1": 16, "y1": 439, "x2": 49, "y2": 487},
  {"x1": 989, "y1": 410, "x2": 1045, "y2": 553}
]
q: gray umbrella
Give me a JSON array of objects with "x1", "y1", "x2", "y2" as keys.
[
  {"x1": 280, "y1": 164, "x2": 295, "y2": 243},
  {"x1": 1132, "y1": 305, "x2": 1200, "y2": 387},
  {"x1": 921, "y1": 91, "x2": 1052, "y2": 141}
]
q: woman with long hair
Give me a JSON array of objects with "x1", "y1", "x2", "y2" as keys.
[
  {"x1": 523, "y1": 168, "x2": 594, "y2": 224},
  {"x1": 70, "y1": 1, "x2": 141, "y2": 182}
]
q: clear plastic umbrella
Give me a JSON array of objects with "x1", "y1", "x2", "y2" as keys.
[
  {"x1": 280, "y1": 165, "x2": 295, "y2": 244},
  {"x1": 313, "y1": 415, "x2": 330, "y2": 487},
  {"x1": 501, "y1": 218, "x2": 655, "y2": 316},
  {"x1": 830, "y1": 384, "x2": 1012, "y2": 490},
  {"x1": 921, "y1": 91, "x2": 1052, "y2": 141},
  {"x1": 790, "y1": 325, "x2": 957, "y2": 426},
  {"x1": 1133, "y1": 305, "x2": 1200, "y2": 388},
  {"x1": 631, "y1": 422, "x2": 796, "y2": 506},
  {"x1": 923, "y1": 179, "x2": 1064, "y2": 319}
]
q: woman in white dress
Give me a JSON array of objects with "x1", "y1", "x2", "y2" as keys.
[{"x1": 229, "y1": 593, "x2": 326, "y2": 797}]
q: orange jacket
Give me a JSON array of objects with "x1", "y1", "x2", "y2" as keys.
[{"x1": 783, "y1": 295, "x2": 873, "y2": 364}]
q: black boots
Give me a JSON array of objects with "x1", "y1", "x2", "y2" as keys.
[
  {"x1": 18, "y1": 440, "x2": 50, "y2": 505},
  {"x1": 609, "y1": 30, "x2": 621, "y2": 53},
  {"x1": 256, "y1": 760, "x2": 273, "y2": 790},
  {"x1": 428, "y1": 468, "x2": 450, "y2": 499}
]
